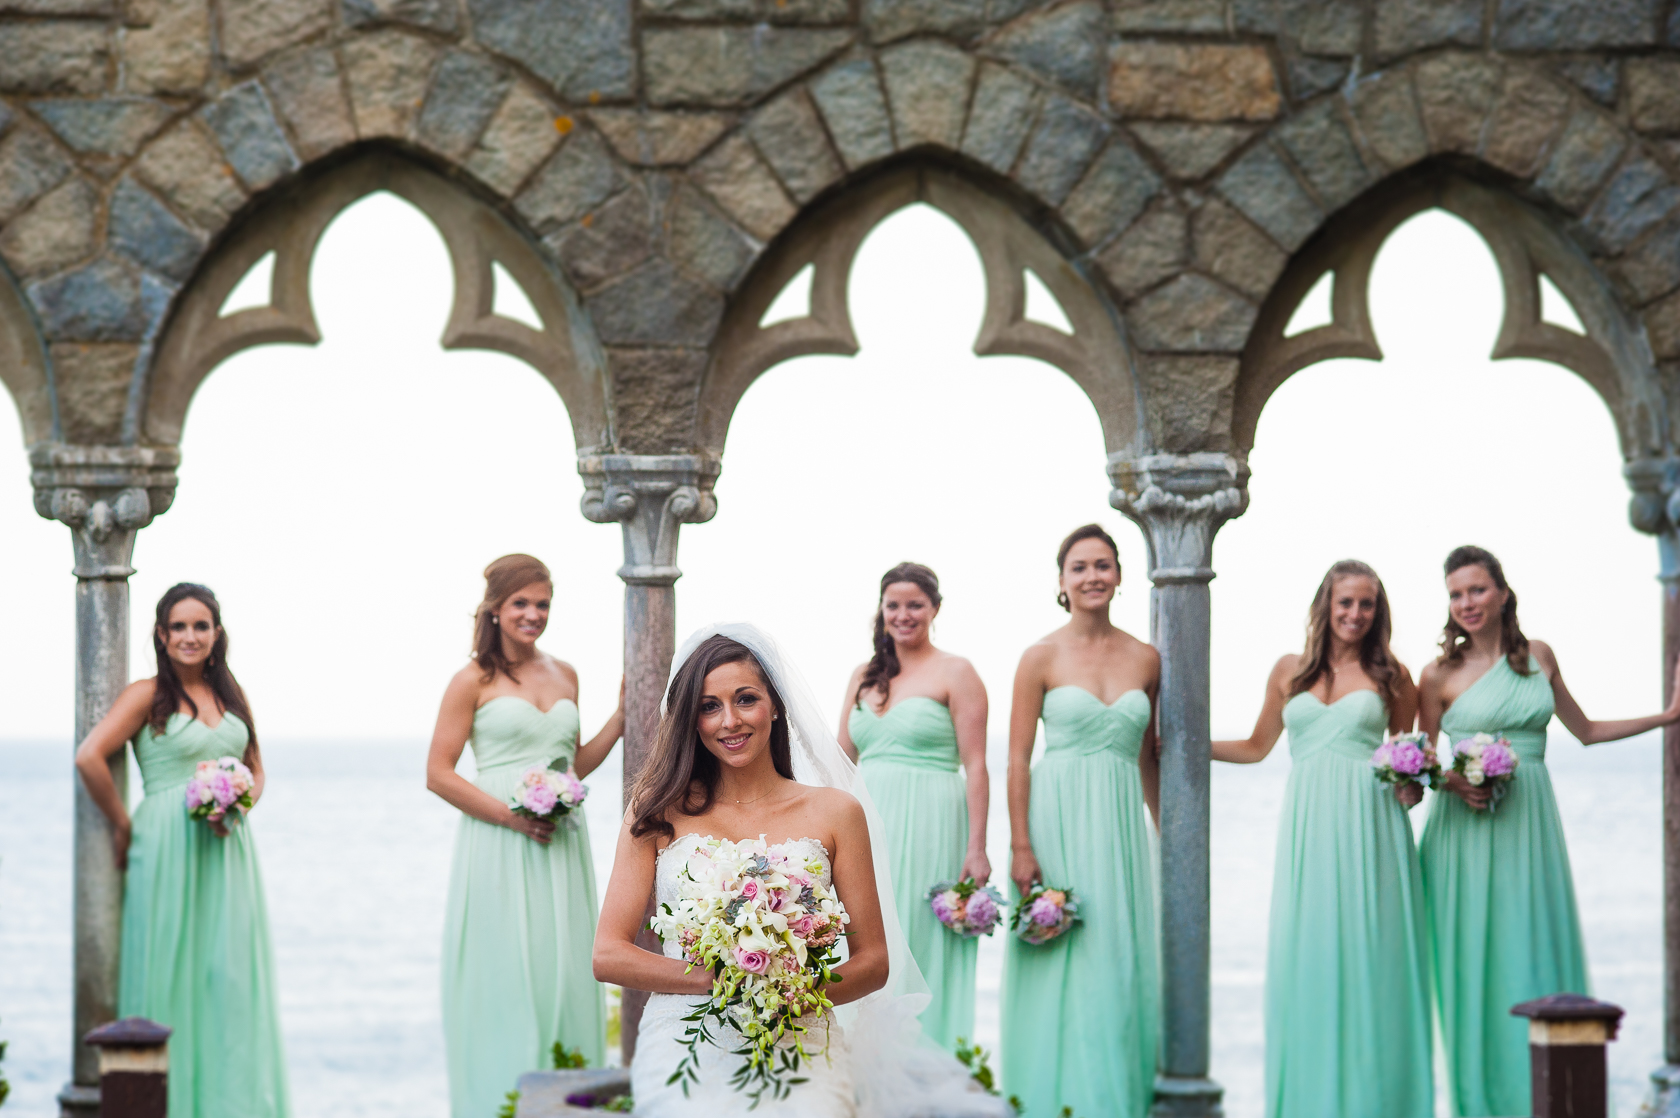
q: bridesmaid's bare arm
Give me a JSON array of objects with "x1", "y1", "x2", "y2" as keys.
[
  {"x1": 73, "y1": 679, "x2": 154, "y2": 868},
  {"x1": 1538, "y1": 640, "x2": 1680, "y2": 745},
  {"x1": 425, "y1": 665, "x2": 554, "y2": 844},
  {"x1": 593, "y1": 817, "x2": 712, "y2": 996},
  {"x1": 573, "y1": 676, "x2": 625, "y2": 780},
  {"x1": 946, "y1": 657, "x2": 991, "y2": 885},
  {"x1": 1139, "y1": 662, "x2": 1162, "y2": 828},
  {"x1": 1211, "y1": 656, "x2": 1295, "y2": 764},
  {"x1": 1008, "y1": 644, "x2": 1051, "y2": 895},
  {"x1": 836, "y1": 664, "x2": 867, "y2": 763}
]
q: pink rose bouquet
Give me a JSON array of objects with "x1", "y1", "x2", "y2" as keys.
[
  {"x1": 510, "y1": 765, "x2": 588, "y2": 828},
  {"x1": 184, "y1": 756, "x2": 254, "y2": 829},
  {"x1": 1451, "y1": 732, "x2": 1520, "y2": 813},
  {"x1": 1370, "y1": 731, "x2": 1442, "y2": 791},
  {"x1": 649, "y1": 836, "x2": 850, "y2": 1106},
  {"x1": 1010, "y1": 883, "x2": 1080, "y2": 946},
  {"x1": 927, "y1": 877, "x2": 1006, "y2": 938}
]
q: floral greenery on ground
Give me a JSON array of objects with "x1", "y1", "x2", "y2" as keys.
[
  {"x1": 954, "y1": 1038, "x2": 1082, "y2": 1118},
  {"x1": 495, "y1": 1090, "x2": 518, "y2": 1118},
  {"x1": 552, "y1": 1043, "x2": 586, "y2": 1069}
]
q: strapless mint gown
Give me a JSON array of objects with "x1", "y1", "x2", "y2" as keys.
[
  {"x1": 441, "y1": 698, "x2": 605, "y2": 1118},
  {"x1": 119, "y1": 713, "x2": 289, "y2": 1118},
  {"x1": 850, "y1": 697, "x2": 975, "y2": 1049},
  {"x1": 1421, "y1": 656, "x2": 1583, "y2": 1117},
  {"x1": 1267, "y1": 691, "x2": 1432, "y2": 1118},
  {"x1": 1000, "y1": 687, "x2": 1158, "y2": 1118}
]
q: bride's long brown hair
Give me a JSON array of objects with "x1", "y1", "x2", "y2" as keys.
[
  {"x1": 1288, "y1": 559, "x2": 1403, "y2": 713},
  {"x1": 630, "y1": 635, "x2": 795, "y2": 841}
]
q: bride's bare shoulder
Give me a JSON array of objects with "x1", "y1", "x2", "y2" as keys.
[{"x1": 799, "y1": 785, "x2": 866, "y2": 837}]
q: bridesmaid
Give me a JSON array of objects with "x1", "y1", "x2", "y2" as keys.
[
  {"x1": 426, "y1": 554, "x2": 623, "y2": 1118},
  {"x1": 1213, "y1": 560, "x2": 1431, "y2": 1118},
  {"x1": 1001, "y1": 524, "x2": 1159, "y2": 1118},
  {"x1": 837, "y1": 562, "x2": 990, "y2": 1051},
  {"x1": 73, "y1": 583, "x2": 289, "y2": 1118},
  {"x1": 1419, "y1": 544, "x2": 1680, "y2": 1117}
]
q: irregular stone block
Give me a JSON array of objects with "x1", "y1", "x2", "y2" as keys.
[
  {"x1": 262, "y1": 48, "x2": 356, "y2": 160},
  {"x1": 0, "y1": 0, "x2": 114, "y2": 11},
  {"x1": 1493, "y1": 0, "x2": 1658, "y2": 49},
  {"x1": 134, "y1": 120, "x2": 247, "y2": 230},
  {"x1": 1415, "y1": 52, "x2": 1502, "y2": 155},
  {"x1": 341, "y1": 0, "x2": 459, "y2": 32},
  {"x1": 1349, "y1": 69, "x2": 1428, "y2": 171},
  {"x1": 1232, "y1": 0, "x2": 1362, "y2": 55},
  {"x1": 200, "y1": 82, "x2": 299, "y2": 190},
  {"x1": 1581, "y1": 153, "x2": 1680, "y2": 256},
  {"x1": 470, "y1": 0, "x2": 631, "y2": 101},
  {"x1": 343, "y1": 30, "x2": 441, "y2": 140},
  {"x1": 1374, "y1": 0, "x2": 1481, "y2": 56},
  {"x1": 123, "y1": 0, "x2": 211, "y2": 95},
  {"x1": 1014, "y1": 92, "x2": 1107, "y2": 206},
  {"x1": 465, "y1": 82, "x2": 566, "y2": 197},
  {"x1": 1059, "y1": 138, "x2": 1160, "y2": 248},
  {"x1": 1532, "y1": 107, "x2": 1627, "y2": 213},
  {"x1": 863, "y1": 0, "x2": 986, "y2": 43},
  {"x1": 1216, "y1": 142, "x2": 1322, "y2": 251},
  {"x1": 607, "y1": 345, "x2": 705, "y2": 452},
  {"x1": 0, "y1": 126, "x2": 74, "y2": 222},
  {"x1": 591, "y1": 110, "x2": 733, "y2": 166},
  {"x1": 1140, "y1": 352, "x2": 1237, "y2": 451},
  {"x1": 665, "y1": 184, "x2": 756, "y2": 290},
  {"x1": 1480, "y1": 67, "x2": 1571, "y2": 178},
  {"x1": 0, "y1": 174, "x2": 97, "y2": 277},
  {"x1": 1274, "y1": 99, "x2": 1372, "y2": 211},
  {"x1": 0, "y1": 102, "x2": 13, "y2": 136},
  {"x1": 53, "y1": 342, "x2": 136, "y2": 443},
  {"x1": 0, "y1": 21, "x2": 110, "y2": 95},
  {"x1": 586, "y1": 257, "x2": 724, "y2": 346},
  {"x1": 1113, "y1": 0, "x2": 1226, "y2": 33},
  {"x1": 1553, "y1": 57, "x2": 1618, "y2": 107},
  {"x1": 1609, "y1": 217, "x2": 1680, "y2": 303},
  {"x1": 30, "y1": 256, "x2": 150, "y2": 340},
  {"x1": 645, "y1": 27, "x2": 852, "y2": 108},
  {"x1": 1192, "y1": 196, "x2": 1286, "y2": 301},
  {"x1": 218, "y1": 0, "x2": 334, "y2": 70},
  {"x1": 414, "y1": 51, "x2": 510, "y2": 160},
  {"x1": 961, "y1": 62, "x2": 1039, "y2": 174},
  {"x1": 1287, "y1": 56, "x2": 1349, "y2": 100},
  {"x1": 689, "y1": 133, "x2": 795, "y2": 242},
  {"x1": 1628, "y1": 58, "x2": 1680, "y2": 135},
  {"x1": 1130, "y1": 123, "x2": 1254, "y2": 181},
  {"x1": 748, "y1": 88, "x2": 842, "y2": 205},
  {"x1": 1129, "y1": 272, "x2": 1256, "y2": 351},
  {"x1": 1096, "y1": 199, "x2": 1185, "y2": 300},
  {"x1": 809, "y1": 54, "x2": 895, "y2": 171},
  {"x1": 1643, "y1": 288, "x2": 1680, "y2": 357},
  {"x1": 544, "y1": 183, "x2": 654, "y2": 292},
  {"x1": 1108, "y1": 43, "x2": 1280, "y2": 122},
  {"x1": 985, "y1": 0, "x2": 1104, "y2": 101},
  {"x1": 880, "y1": 39, "x2": 975, "y2": 150},
  {"x1": 31, "y1": 98, "x2": 173, "y2": 157},
  {"x1": 108, "y1": 175, "x2": 203, "y2": 282},
  {"x1": 639, "y1": 0, "x2": 848, "y2": 21},
  {"x1": 514, "y1": 127, "x2": 622, "y2": 231}
]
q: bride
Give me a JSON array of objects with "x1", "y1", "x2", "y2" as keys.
[{"x1": 594, "y1": 625, "x2": 1012, "y2": 1118}]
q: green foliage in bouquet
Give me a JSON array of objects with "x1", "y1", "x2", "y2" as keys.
[
  {"x1": 953, "y1": 1037, "x2": 999, "y2": 1095},
  {"x1": 495, "y1": 1089, "x2": 519, "y2": 1118},
  {"x1": 551, "y1": 1042, "x2": 586, "y2": 1069}
]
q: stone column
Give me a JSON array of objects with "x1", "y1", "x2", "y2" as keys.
[
  {"x1": 579, "y1": 452, "x2": 719, "y2": 1063},
  {"x1": 1111, "y1": 451, "x2": 1248, "y2": 1118},
  {"x1": 30, "y1": 444, "x2": 178, "y2": 1118}
]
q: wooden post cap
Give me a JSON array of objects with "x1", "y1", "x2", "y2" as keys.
[
  {"x1": 84, "y1": 1017, "x2": 172, "y2": 1076},
  {"x1": 1511, "y1": 994, "x2": 1625, "y2": 1045}
]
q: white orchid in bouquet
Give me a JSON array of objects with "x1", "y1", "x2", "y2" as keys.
[{"x1": 649, "y1": 836, "x2": 850, "y2": 1108}]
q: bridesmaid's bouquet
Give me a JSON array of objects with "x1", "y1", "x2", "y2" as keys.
[
  {"x1": 184, "y1": 756, "x2": 254, "y2": 828},
  {"x1": 509, "y1": 765, "x2": 588, "y2": 827},
  {"x1": 1370, "y1": 731, "x2": 1442, "y2": 790},
  {"x1": 1011, "y1": 883, "x2": 1080, "y2": 945},
  {"x1": 1451, "y1": 733, "x2": 1520, "y2": 813},
  {"x1": 928, "y1": 877, "x2": 1005, "y2": 938},
  {"x1": 650, "y1": 836, "x2": 850, "y2": 1106}
]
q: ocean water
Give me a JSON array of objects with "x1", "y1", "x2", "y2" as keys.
[{"x1": 0, "y1": 731, "x2": 1662, "y2": 1117}]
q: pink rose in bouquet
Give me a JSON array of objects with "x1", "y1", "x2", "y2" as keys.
[
  {"x1": 1010, "y1": 883, "x2": 1080, "y2": 946},
  {"x1": 1451, "y1": 732, "x2": 1521, "y2": 813},
  {"x1": 1371, "y1": 731, "x2": 1441, "y2": 791},
  {"x1": 926, "y1": 877, "x2": 1006, "y2": 938},
  {"x1": 184, "y1": 756, "x2": 255, "y2": 829},
  {"x1": 510, "y1": 763, "x2": 588, "y2": 827}
]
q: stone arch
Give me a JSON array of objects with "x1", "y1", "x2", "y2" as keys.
[
  {"x1": 141, "y1": 146, "x2": 611, "y2": 453},
  {"x1": 697, "y1": 159, "x2": 1141, "y2": 457},
  {"x1": 0, "y1": 259, "x2": 53, "y2": 447}
]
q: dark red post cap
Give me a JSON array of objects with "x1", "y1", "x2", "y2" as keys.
[
  {"x1": 1511, "y1": 994, "x2": 1625, "y2": 1039},
  {"x1": 83, "y1": 1017, "x2": 173, "y2": 1048}
]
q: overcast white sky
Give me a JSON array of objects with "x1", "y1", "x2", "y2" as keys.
[{"x1": 0, "y1": 195, "x2": 1663, "y2": 744}]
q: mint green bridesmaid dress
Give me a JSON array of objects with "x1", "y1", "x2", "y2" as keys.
[
  {"x1": 441, "y1": 698, "x2": 605, "y2": 1118},
  {"x1": 1266, "y1": 690, "x2": 1432, "y2": 1118},
  {"x1": 850, "y1": 697, "x2": 975, "y2": 1050},
  {"x1": 118, "y1": 713, "x2": 290, "y2": 1118},
  {"x1": 1000, "y1": 687, "x2": 1158, "y2": 1118},
  {"x1": 1421, "y1": 656, "x2": 1584, "y2": 1117}
]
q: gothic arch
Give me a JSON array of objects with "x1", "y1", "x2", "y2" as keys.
[
  {"x1": 697, "y1": 160, "x2": 1141, "y2": 457},
  {"x1": 141, "y1": 146, "x2": 611, "y2": 453},
  {"x1": 0, "y1": 259, "x2": 52, "y2": 448}
]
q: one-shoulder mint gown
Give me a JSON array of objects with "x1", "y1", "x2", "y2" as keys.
[
  {"x1": 441, "y1": 698, "x2": 605, "y2": 1118},
  {"x1": 1267, "y1": 691, "x2": 1432, "y2": 1118},
  {"x1": 1001, "y1": 687, "x2": 1158, "y2": 1118},
  {"x1": 850, "y1": 697, "x2": 975, "y2": 1049},
  {"x1": 119, "y1": 713, "x2": 290, "y2": 1118},
  {"x1": 1421, "y1": 656, "x2": 1583, "y2": 1117}
]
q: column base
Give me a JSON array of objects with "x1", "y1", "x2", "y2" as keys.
[
  {"x1": 57, "y1": 1081, "x2": 99, "y2": 1117},
  {"x1": 1639, "y1": 1065, "x2": 1680, "y2": 1117},
  {"x1": 1152, "y1": 1074, "x2": 1225, "y2": 1118}
]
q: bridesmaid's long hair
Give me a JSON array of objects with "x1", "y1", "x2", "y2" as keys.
[
  {"x1": 855, "y1": 562, "x2": 942, "y2": 706},
  {"x1": 149, "y1": 583, "x2": 258, "y2": 751},
  {"x1": 1055, "y1": 523, "x2": 1120, "y2": 610},
  {"x1": 473, "y1": 553, "x2": 552, "y2": 684},
  {"x1": 631, "y1": 635, "x2": 795, "y2": 841},
  {"x1": 1439, "y1": 545, "x2": 1533, "y2": 675},
  {"x1": 1289, "y1": 560, "x2": 1402, "y2": 712}
]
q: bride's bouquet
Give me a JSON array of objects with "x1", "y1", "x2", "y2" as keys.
[
  {"x1": 184, "y1": 756, "x2": 254, "y2": 828},
  {"x1": 509, "y1": 764, "x2": 588, "y2": 827},
  {"x1": 1011, "y1": 883, "x2": 1079, "y2": 945},
  {"x1": 650, "y1": 836, "x2": 850, "y2": 1106},
  {"x1": 1370, "y1": 731, "x2": 1441, "y2": 790},
  {"x1": 928, "y1": 878, "x2": 1005, "y2": 938},
  {"x1": 1450, "y1": 732, "x2": 1520, "y2": 813}
]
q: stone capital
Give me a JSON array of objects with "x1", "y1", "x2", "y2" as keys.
[
  {"x1": 1623, "y1": 456, "x2": 1680, "y2": 581},
  {"x1": 579, "y1": 454, "x2": 720, "y2": 586},
  {"x1": 31, "y1": 445, "x2": 180, "y2": 580},
  {"x1": 1109, "y1": 451, "x2": 1249, "y2": 583}
]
